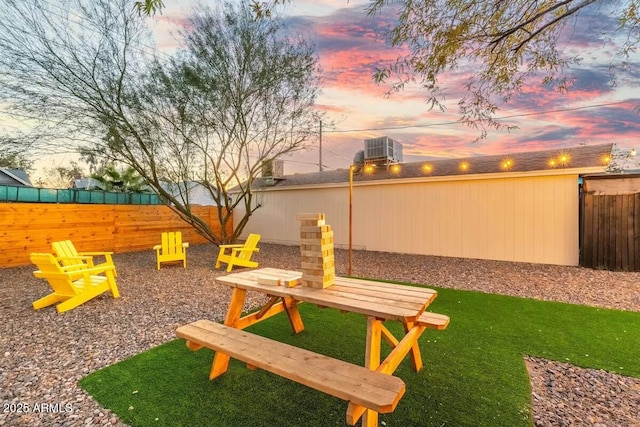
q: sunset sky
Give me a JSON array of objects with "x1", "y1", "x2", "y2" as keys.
[
  {"x1": 3, "y1": 0, "x2": 638, "y2": 178},
  {"x1": 150, "y1": 0, "x2": 640, "y2": 174}
]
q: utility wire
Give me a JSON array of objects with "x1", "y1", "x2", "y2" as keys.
[
  {"x1": 3, "y1": 97, "x2": 638, "y2": 137},
  {"x1": 324, "y1": 99, "x2": 639, "y2": 134}
]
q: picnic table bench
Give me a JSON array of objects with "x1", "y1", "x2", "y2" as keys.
[{"x1": 176, "y1": 320, "x2": 406, "y2": 420}]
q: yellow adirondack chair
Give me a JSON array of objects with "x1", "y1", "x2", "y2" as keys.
[
  {"x1": 52, "y1": 240, "x2": 118, "y2": 277},
  {"x1": 215, "y1": 233, "x2": 261, "y2": 272},
  {"x1": 154, "y1": 231, "x2": 189, "y2": 270},
  {"x1": 30, "y1": 253, "x2": 120, "y2": 313}
]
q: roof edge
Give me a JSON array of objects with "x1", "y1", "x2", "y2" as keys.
[
  {"x1": 0, "y1": 168, "x2": 32, "y2": 187},
  {"x1": 248, "y1": 166, "x2": 607, "y2": 192}
]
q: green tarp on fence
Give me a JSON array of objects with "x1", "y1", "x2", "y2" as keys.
[{"x1": 0, "y1": 185, "x2": 161, "y2": 205}]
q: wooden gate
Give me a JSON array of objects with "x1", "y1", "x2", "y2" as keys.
[{"x1": 580, "y1": 175, "x2": 640, "y2": 271}]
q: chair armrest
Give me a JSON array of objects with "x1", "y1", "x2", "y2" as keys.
[
  {"x1": 65, "y1": 265, "x2": 115, "y2": 279},
  {"x1": 218, "y1": 244, "x2": 244, "y2": 249},
  {"x1": 59, "y1": 263, "x2": 92, "y2": 272},
  {"x1": 153, "y1": 245, "x2": 161, "y2": 250},
  {"x1": 182, "y1": 243, "x2": 189, "y2": 248},
  {"x1": 57, "y1": 255, "x2": 93, "y2": 262},
  {"x1": 79, "y1": 251, "x2": 114, "y2": 256},
  {"x1": 230, "y1": 247, "x2": 259, "y2": 254},
  {"x1": 57, "y1": 256, "x2": 95, "y2": 269}
]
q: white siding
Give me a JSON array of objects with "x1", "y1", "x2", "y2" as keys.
[{"x1": 235, "y1": 173, "x2": 581, "y2": 266}]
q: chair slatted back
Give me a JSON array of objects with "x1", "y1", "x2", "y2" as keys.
[
  {"x1": 240, "y1": 234, "x2": 260, "y2": 260},
  {"x1": 52, "y1": 240, "x2": 77, "y2": 266},
  {"x1": 30, "y1": 253, "x2": 78, "y2": 297},
  {"x1": 162, "y1": 232, "x2": 185, "y2": 256}
]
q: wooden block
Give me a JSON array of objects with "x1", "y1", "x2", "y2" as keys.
[
  {"x1": 295, "y1": 213, "x2": 325, "y2": 221},
  {"x1": 280, "y1": 276, "x2": 302, "y2": 287},
  {"x1": 302, "y1": 271, "x2": 335, "y2": 282},
  {"x1": 300, "y1": 256, "x2": 324, "y2": 263},
  {"x1": 300, "y1": 249, "x2": 334, "y2": 258},
  {"x1": 303, "y1": 275, "x2": 335, "y2": 289},
  {"x1": 300, "y1": 243, "x2": 334, "y2": 252},
  {"x1": 301, "y1": 259, "x2": 335, "y2": 270},
  {"x1": 300, "y1": 231, "x2": 333, "y2": 239},
  {"x1": 300, "y1": 225, "x2": 331, "y2": 233},
  {"x1": 257, "y1": 276, "x2": 280, "y2": 286},
  {"x1": 298, "y1": 219, "x2": 326, "y2": 227},
  {"x1": 300, "y1": 237, "x2": 333, "y2": 246}
]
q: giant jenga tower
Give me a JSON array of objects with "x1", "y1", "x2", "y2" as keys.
[{"x1": 295, "y1": 213, "x2": 335, "y2": 288}]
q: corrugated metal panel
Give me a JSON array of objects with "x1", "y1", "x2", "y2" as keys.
[{"x1": 236, "y1": 174, "x2": 580, "y2": 266}]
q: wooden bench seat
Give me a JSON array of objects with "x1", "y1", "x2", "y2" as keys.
[
  {"x1": 417, "y1": 312, "x2": 450, "y2": 330},
  {"x1": 176, "y1": 320, "x2": 406, "y2": 421}
]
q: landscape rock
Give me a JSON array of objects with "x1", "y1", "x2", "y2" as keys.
[{"x1": 1, "y1": 242, "x2": 638, "y2": 426}]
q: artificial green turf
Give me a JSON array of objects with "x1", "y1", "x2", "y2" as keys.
[{"x1": 79, "y1": 285, "x2": 640, "y2": 426}]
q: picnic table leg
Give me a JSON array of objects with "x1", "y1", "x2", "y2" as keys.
[
  {"x1": 404, "y1": 320, "x2": 423, "y2": 372},
  {"x1": 209, "y1": 288, "x2": 247, "y2": 379},
  {"x1": 362, "y1": 316, "x2": 383, "y2": 427},
  {"x1": 283, "y1": 296, "x2": 305, "y2": 333}
]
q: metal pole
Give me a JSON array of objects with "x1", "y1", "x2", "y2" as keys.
[{"x1": 349, "y1": 165, "x2": 353, "y2": 275}]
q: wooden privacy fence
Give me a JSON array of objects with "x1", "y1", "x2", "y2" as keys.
[
  {"x1": 580, "y1": 185, "x2": 640, "y2": 271},
  {"x1": 0, "y1": 203, "x2": 232, "y2": 268}
]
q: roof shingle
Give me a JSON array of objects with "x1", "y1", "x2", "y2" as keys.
[{"x1": 252, "y1": 143, "x2": 613, "y2": 189}]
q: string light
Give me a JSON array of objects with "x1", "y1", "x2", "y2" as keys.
[
  {"x1": 422, "y1": 164, "x2": 433, "y2": 173},
  {"x1": 558, "y1": 153, "x2": 570, "y2": 166},
  {"x1": 390, "y1": 164, "x2": 401, "y2": 174},
  {"x1": 459, "y1": 161, "x2": 469, "y2": 172},
  {"x1": 548, "y1": 152, "x2": 570, "y2": 168},
  {"x1": 364, "y1": 165, "x2": 375, "y2": 174},
  {"x1": 501, "y1": 158, "x2": 513, "y2": 171}
]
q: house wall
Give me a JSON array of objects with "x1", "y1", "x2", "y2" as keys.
[
  {"x1": 236, "y1": 173, "x2": 581, "y2": 266},
  {"x1": 188, "y1": 185, "x2": 217, "y2": 206},
  {"x1": 0, "y1": 203, "x2": 230, "y2": 268}
]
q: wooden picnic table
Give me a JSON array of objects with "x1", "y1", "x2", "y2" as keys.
[{"x1": 205, "y1": 267, "x2": 448, "y2": 427}]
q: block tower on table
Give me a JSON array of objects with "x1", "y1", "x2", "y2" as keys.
[{"x1": 295, "y1": 213, "x2": 335, "y2": 288}]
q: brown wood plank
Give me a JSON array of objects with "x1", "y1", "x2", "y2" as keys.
[
  {"x1": 327, "y1": 285, "x2": 434, "y2": 312},
  {"x1": 598, "y1": 196, "x2": 611, "y2": 268},
  {"x1": 614, "y1": 195, "x2": 627, "y2": 270},
  {"x1": 627, "y1": 195, "x2": 635, "y2": 270},
  {"x1": 417, "y1": 312, "x2": 450, "y2": 330},
  {"x1": 593, "y1": 194, "x2": 601, "y2": 268},
  {"x1": 334, "y1": 277, "x2": 437, "y2": 299},
  {"x1": 636, "y1": 194, "x2": 640, "y2": 271},
  {"x1": 176, "y1": 320, "x2": 405, "y2": 414},
  {"x1": 595, "y1": 195, "x2": 604, "y2": 268},
  {"x1": 215, "y1": 274, "x2": 430, "y2": 321},
  {"x1": 330, "y1": 283, "x2": 436, "y2": 304},
  {"x1": 606, "y1": 195, "x2": 614, "y2": 269},
  {"x1": 619, "y1": 195, "x2": 628, "y2": 270},
  {"x1": 585, "y1": 193, "x2": 595, "y2": 267},
  {"x1": 0, "y1": 203, "x2": 226, "y2": 268},
  {"x1": 0, "y1": 204, "x2": 115, "y2": 226}
]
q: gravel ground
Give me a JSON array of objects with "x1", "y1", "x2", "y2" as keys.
[{"x1": 1, "y1": 242, "x2": 639, "y2": 426}]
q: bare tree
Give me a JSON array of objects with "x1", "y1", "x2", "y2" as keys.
[
  {"x1": 132, "y1": 3, "x2": 321, "y2": 242},
  {"x1": 0, "y1": 0, "x2": 321, "y2": 244},
  {"x1": 0, "y1": 137, "x2": 35, "y2": 173},
  {"x1": 41, "y1": 161, "x2": 85, "y2": 189}
]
